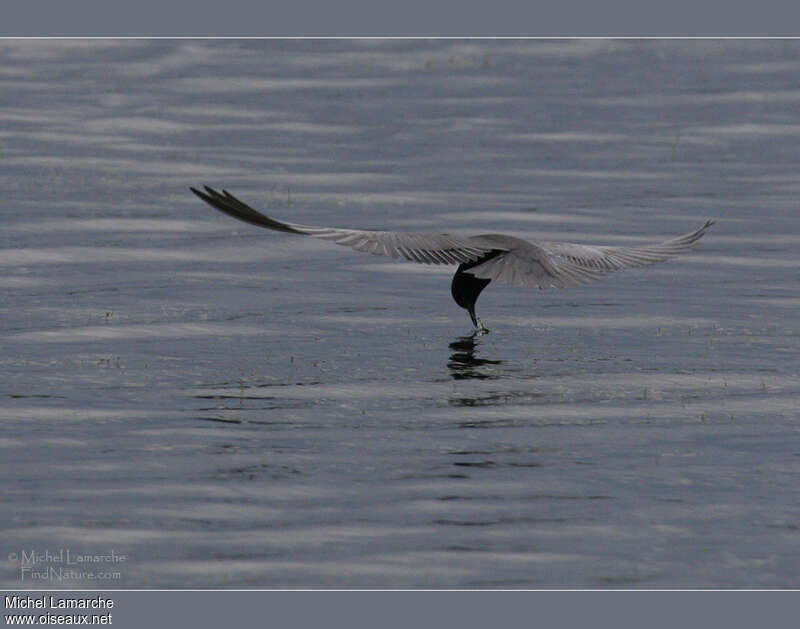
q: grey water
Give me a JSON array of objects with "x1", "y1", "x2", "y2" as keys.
[{"x1": 1, "y1": 39, "x2": 798, "y2": 589}]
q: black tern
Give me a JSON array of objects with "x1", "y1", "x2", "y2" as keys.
[{"x1": 191, "y1": 186, "x2": 714, "y2": 331}]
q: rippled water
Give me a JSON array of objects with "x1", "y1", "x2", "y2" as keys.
[{"x1": 1, "y1": 39, "x2": 799, "y2": 589}]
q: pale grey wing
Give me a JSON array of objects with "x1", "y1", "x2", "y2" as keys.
[
  {"x1": 469, "y1": 220, "x2": 715, "y2": 289},
  {"x1": 191, "y1": 186, "x2": 497, "y2": 265}
]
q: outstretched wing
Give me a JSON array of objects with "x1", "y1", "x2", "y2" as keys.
[
  {"x1": 469, "y1": 220, "x2": 715, "y2": 288},
  {"x1": 191, "y1": 186, "x2": 498, "y2": 265}
]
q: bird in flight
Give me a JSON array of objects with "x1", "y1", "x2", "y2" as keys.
[{"x1": 191, "y1": 186, "x2": 714, "y2": 332}]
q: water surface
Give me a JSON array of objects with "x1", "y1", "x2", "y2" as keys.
[{"x1": 1, "y1": 39, "x2": 799, "y2": 588}]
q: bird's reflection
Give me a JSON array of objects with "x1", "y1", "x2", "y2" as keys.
[{"x1": 447, "y1": 333, "x2": 502, "y2": 380}]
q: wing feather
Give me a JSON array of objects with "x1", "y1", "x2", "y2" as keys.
[
  {"x1": 191, "y1": 186, "x2": 496, "y2": 265},
  {"x1": 469, "y1": 220, "x2": 714, "y2": 289}
]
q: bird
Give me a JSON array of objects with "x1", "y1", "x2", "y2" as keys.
[{"x1": 191, "y1": 186, "x2": 714, "y2": 332}]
